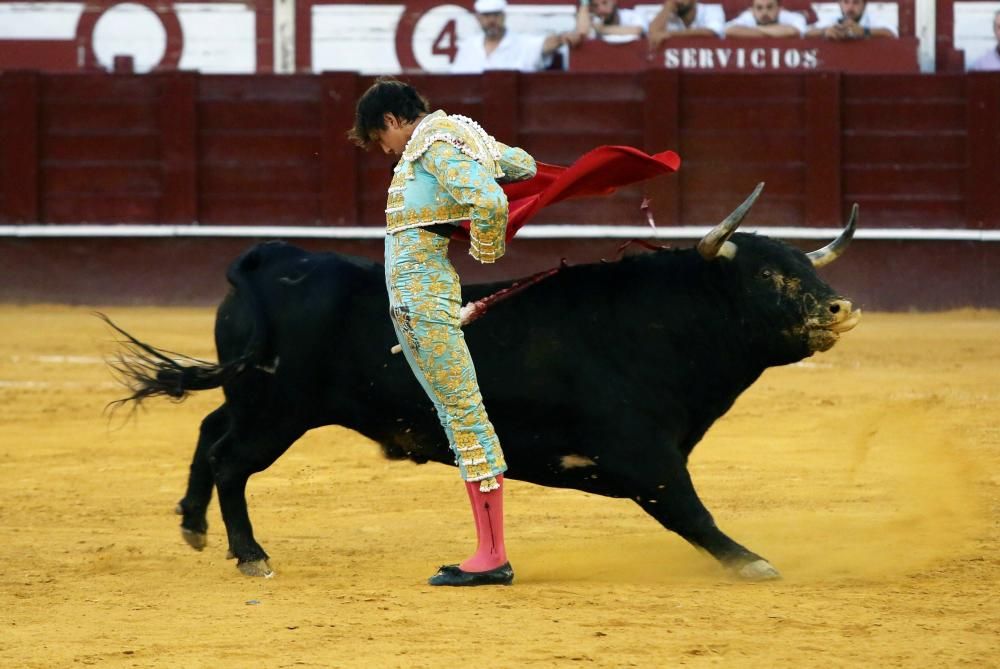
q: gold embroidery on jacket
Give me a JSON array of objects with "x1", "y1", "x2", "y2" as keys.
[{"x1": 385, "y1": 111, "x2": 508, "y2": 235}]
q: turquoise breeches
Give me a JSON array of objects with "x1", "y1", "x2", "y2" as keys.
[{"x1": 384, "y1": 227, "x2": 507, "y2": 491}]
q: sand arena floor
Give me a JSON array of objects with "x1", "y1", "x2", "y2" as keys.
[{"x1": 1, "y1": 305, "x2": 998, "y2": 668}]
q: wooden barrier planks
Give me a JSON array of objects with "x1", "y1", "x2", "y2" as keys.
[
  {"x1": 0, "y1": 72, "x2": 40, "y2": 223},
  {"x1": 40, "y1": 74, "x2": 161, "y2": 223},
  {"x1": 842, "y1": 75, "x2": 967, "y2": 227},
  {"x1": 1, "y1": 71, "x2": 998, "y2": 231},
  {"x1": 197, "y1": 75, "x2": 323, "y2": 225},
  {"x1": 965, "y1": 73, "x2": 1000, "y2": 227}
]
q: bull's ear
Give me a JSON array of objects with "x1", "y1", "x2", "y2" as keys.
[
  {"x1": 717, "y1": 241, "x2": 737, "y2": 260},
  {"x1": 697, "y1": 183, "x2": 763, "y2": 260},
  {"x1": 807, "y1": 203, "x2": 858, "y2": 268}
]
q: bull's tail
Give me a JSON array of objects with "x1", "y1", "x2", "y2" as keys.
[{"x1": 99, "y1": 313, "x2": 247, "y2": 409}]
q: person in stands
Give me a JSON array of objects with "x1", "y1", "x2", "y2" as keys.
[
  {"x1": 451, "y1": 0, "x2": 580, "y2": 73},
  {"x1": 805, "y1": 0, "x2": 897, "y2": 40},
  {"x1": 725, "y1": 0, "x2": 807, "y2": 38},
  {"x1": 648, "y1": 0, "x2": 726, "y2": 48},
  {"x1": 575, "y1": 0, "x2": 650, "y2": 41},
  {"x1": 968, "y1": 9, "x2": 1000, "y2": 71}
]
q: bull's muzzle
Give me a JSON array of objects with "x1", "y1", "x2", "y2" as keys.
[{"x1": 826, "y1": 298, "x2": 862, "y2": 334}]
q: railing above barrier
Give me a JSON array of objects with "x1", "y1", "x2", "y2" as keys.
[{"x1": 3, "y1": 224, "x2": 1000, "y2": 241}]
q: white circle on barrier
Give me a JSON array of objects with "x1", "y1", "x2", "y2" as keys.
[
  {"x1": 93, "y1": 3, "x2": 168, "y2": 73},
  {"x1": 412, "y1": 5, "x2": 480, "y2": 73}
]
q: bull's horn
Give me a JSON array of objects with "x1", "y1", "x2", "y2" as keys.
[
  {"x1": 807, "y1": 203, "x2": 858, "y2": 268},
  {"x1": 697, "y1": 182, "x2": 765, "y2": 260}
]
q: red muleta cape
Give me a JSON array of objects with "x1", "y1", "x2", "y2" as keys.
[{"x1": 455, "y1": 145, "x2": 681, "y2": 242}]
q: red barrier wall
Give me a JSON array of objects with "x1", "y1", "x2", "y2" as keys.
[
  {"x1": 1, "y1": 70, "x2": 999, "y2": 310},
  {"x1": 3, "y1": 70, "x2": 999, "y2": 228}
]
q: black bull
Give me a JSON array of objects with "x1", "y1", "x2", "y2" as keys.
[{"x1": 107, "y1": 186, "x2": 861, "y2": 580}]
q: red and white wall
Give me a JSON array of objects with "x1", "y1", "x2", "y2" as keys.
[{"x1": 0, "y1": 0, "x2": 995, "y2": 74}]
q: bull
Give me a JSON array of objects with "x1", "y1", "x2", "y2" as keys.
[{"x1": 106, "y1": 185, "x2": 861, "y2": 580}]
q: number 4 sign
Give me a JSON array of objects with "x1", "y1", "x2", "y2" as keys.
[
  {"x1": 396, "y1": 3, "x2": 479, "y2": 72},
  {"x1": 432, "y1": 18, "x2": 459, "y2": 61}
]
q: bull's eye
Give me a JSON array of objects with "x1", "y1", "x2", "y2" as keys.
[{"x1": 760, "y1": 269, "x2": 773, "y2": 280}]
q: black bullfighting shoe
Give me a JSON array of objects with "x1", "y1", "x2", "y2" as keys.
[{"x1": 427, "y1": 562, "x2": 514, "y2": 586}]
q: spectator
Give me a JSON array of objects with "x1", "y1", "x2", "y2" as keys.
[
  {"x1": 648, "y1": 0, "x2": 726, "y2": 48},
  {"x1": 805, "y1": 0, "x2": 897, "y2": 40},
  {"x1": 968, "y1": 10, "x2": 1000, "y2": 71},
  {"x1": 575, "y1": 0, "x2": 649, "y2": 41},
  {"x1": 725, "y1": 0, "x2": 807, "y2": 38},
  {"x1": 451, "y1": 0, "x2": 580, "y2": 73}
]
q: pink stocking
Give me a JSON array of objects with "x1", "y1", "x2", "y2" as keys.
[{"x1": 459, "y1": 475, "x2": 507, "y2": 572}]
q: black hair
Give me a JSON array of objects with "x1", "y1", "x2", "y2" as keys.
[{"x1": 347, "y1": 77, "x2": 430, "y2": 149}]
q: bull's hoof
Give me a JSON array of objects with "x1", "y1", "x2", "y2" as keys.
[
  {"x1": 226, "y1": 549, "x2": 236, "y2": 560},
  {"x1": 735, "y1": 559, "x2": 782, "y2": 581},
  {"x1": 238, "y1": 559, "x2": 274, "y2": 578},
  {"x1": 181, "y1": 527, "x2": 207, "y2": 551}
]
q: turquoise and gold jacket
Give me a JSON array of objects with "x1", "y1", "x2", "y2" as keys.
[{"x1": 385, "y1": 110, "x2": 537, "y2": 263}]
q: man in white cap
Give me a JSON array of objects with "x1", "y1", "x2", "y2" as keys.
[{"x1": 451, "y1": 0, "x2": 581, "y2": 73}]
